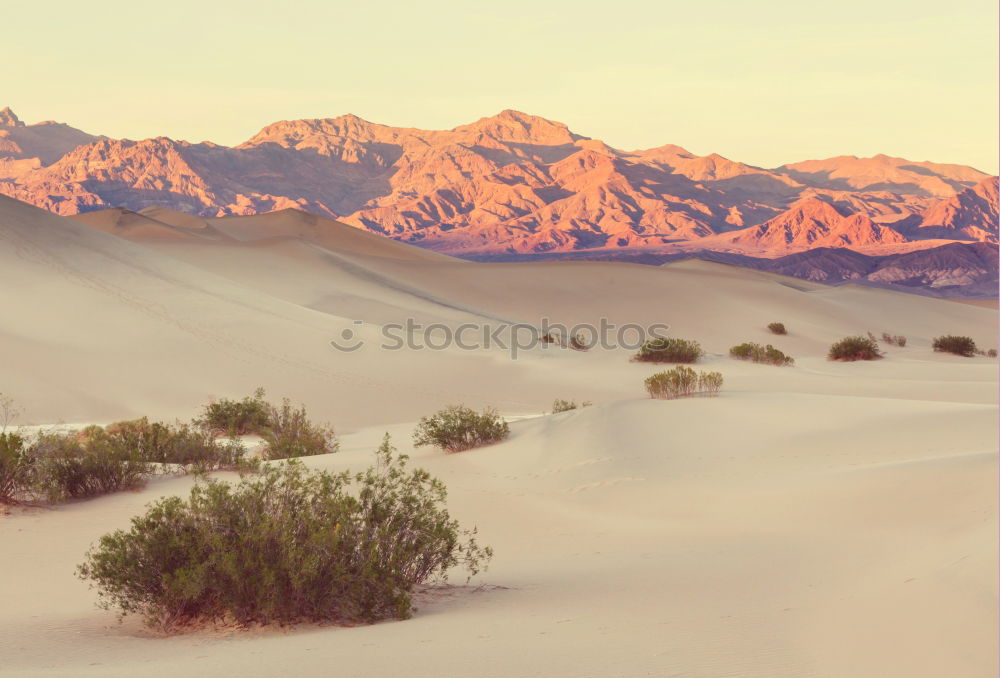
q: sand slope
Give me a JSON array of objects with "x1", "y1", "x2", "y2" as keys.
[{"x1": 1, "y1": 197, "x2": 997, "y2": 677}]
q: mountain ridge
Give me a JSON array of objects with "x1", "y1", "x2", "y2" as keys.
[{"x1": 0, "y1": 106, "x2": 995, "y2": 260}]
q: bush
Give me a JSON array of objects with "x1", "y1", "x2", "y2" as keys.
[
  {"x1": 551, "y1": 399, "x2": 591, "y2": 414},
  {"x1": 698, "y1": 371, "x2": 724, "y2": 396},
  {"x1": 633, "y1": 337, "x2": 704, "y2": 364},
  {"x1": 198, "y1": 388, "x2": 270, "y2": 436},
  {"x1": 880, "y1": 333, "x2": 907, "y2": 347},
  {"x1": 645, "y1": 366, "x2": 723, "y2": 399},
  {"x1": 261, "y1": 399, "x2": 338, "y2": 460},
  {"x1": 77, "y1": 436, "x2": 492, "y2": 629},
  {"x1": 932, "y1": 335, "x2": 978, "y2": 357},
  {"x1": 413, "y1": 406, "x2": 509, "y2": 453},
  {"x1": 828, "y1": 336, "x2": 883, "y2": 361},
  {"x1": 767, "y1": 322, "x2": 787, "y2": 335},
  {"x1": 104, "y1": 418, "x2": 245, "y2": 471},
  {"x1": 0, "y1": 432, "x2": 31, "y2": 504},
  {"x1": 729, "y1": 342, "x2": 794, "y2": 366},
  {"x1": 988, "y1": 349, "x2": 998, "y2": 358},
  {"x1": 30, "y1": 429, "x2": 154, "y2": 502}
]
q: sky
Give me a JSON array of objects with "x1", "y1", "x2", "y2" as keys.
[{"x1": 3, "y1": 0, "x2": 997, "y2": 173}]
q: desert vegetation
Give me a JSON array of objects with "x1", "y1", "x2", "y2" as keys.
[
  {"x1": 767, "y1": 322, "x2": 787, "y2": 335},
  {"x1": 413, "y1": 405, "x2": 509, "y2": 453},
  {"x1": 645, "y1": 366, "x2": 723, "y2": 399},
  {"x1": 932, "y1": 335, "x2": 978, "y2": 357},
  {"x1": 880, "y1": 332, "x2": 907, "y2": 347},
  {"x1": 828, "y1": 336, "x2": 883, "y2": 361},
  {"x1": 633, "y1": 337, "x2": 704, "y2": 364},
  {"x1": 260, "y1": 399, "x2": 339, "y2": 459},
  {"x1": 729, "y1": 342, "x2": 794, "y2": 366},
  {"x1": 0, "y1": 390, "x2": 339, "y2": 506},
  {"x1": 198, "y1": 387, "x2": 270, "y2": 436},
  {"x1": 77, "y1": 436, "x2": 492, "y2": 630},
  {"x1": 551, "y1": 399, "x2": 591, "y2": 413}
]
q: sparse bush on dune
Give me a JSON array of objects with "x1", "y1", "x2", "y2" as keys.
[
  {"x1": 729, "y1": 342, "x2": 794, "y2": 366},
  {"x1": 103, "y1": 418, "x2": 246, "y2": 470},
  {"x1": 932, "y1": 335, "x2": 978, "y2": 357},
  {"x1": 633, "y1": 337, "x2": 704, "y2": 364},
  {"x1": 880, "y1": 333, "x2": 907, "y2": 347},
  {"x1": 413, "y1": 405, "x2": 509, "y2": 453},
  {"x1": 988, "y1": 349, "x2": 998, "y2": 358},
  {"x1": 198, "y1": 388, "x2": 270, "y2": 436},
  {"x1": 0, "y1": 393, "x2": 31, "y2": 504},
  {"x1": 0, "y1": 431, "x2": 31, "y2": 504},
  {"x1": 77, "y1": 435, "x2": 492, "y2": 630},
  {"x1": 697, "y1": 371, "x2": 724, "y2": 396},
  {"x1": 551, "y1": 399, "x2": 592, "y2": 413},
  {"x1": 767, "y1": 322, "x2": 787, "y2": 335},
  {"x1": 828, "y1": 336, "x2": 883, "y2": 362},
  {"x1": 260, "y1": 399, "x2": 338, "y2": 460},
  {"x1": 30, "y1": 429, "x2": 154, "y2": 502},
  {"x1": 645, "y1": 366, "x2": 723, "y2": 399}
]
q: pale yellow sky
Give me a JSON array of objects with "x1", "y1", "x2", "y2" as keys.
[{"x1": 3, "y1": 0, "x2": 997, "y2": 172}]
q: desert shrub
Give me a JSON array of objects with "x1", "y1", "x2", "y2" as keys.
[
  {"x1": 551, "y1": 399, "x2": 592, "y2": 414},
  {"x1": 413, "y1": 405, "x2": 509, "y2": 453},
  {"x1": 729, "y1": 342, "x2": 794, "y2": 366},
  {"x1": 932, "y1": 335, "x2": 978, "y2": 357},
  {"x1": 0, "y1": 432, "x2": 32, "y2": 504},
  {"x1": 645, "y1": 366, "x2": 723, "y2": 399},
  {"x1": 828, "y1": 336, "x2": 883, "y2": 361},
  {"x1": 105, "y1": 418, "x2": 245, "y2": 471},
  {"x1": 260, "y1": 399, "x2": 338, "y2": 460},
  {"x1": 697, "y1": 371, "x2": 724, "y2": 396},
  {"x1": 77, "y1": 436, "x2": 492, "y2": 629},
  {"x1": 988, "y1": 349, "x2": 998, "y2": 358},
  {"x1": 30, "y1": 429, "x2": 154, "y2": 502},
  {"x1": 767, "y1": 322, "x2": 787, "y2": 335},
  {"x1": 198, "y1": 388, "x2": 270, "y2": 436},
  {"x1": 634, "y1": 337, "x2": 704, "y2": 364},
  {"x1": 880, "y1": 333, "x2": 907, "y2": 347}
]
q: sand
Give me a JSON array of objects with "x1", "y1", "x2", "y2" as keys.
[{"x1": 1, "y1": 195, "x2": 997, "y2": 677}]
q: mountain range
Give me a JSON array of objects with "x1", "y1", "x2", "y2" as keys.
[{"x1": 0, "y1": 106, "x2": 996, "y2": 295}]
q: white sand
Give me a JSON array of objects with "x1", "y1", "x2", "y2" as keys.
[{"x1": 1, "y1": 196, "x2": 997, "y2": 676}]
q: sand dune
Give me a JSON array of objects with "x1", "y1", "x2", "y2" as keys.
[{"x1": 1, "y1": 197, "x2": 996, "y2": 677}]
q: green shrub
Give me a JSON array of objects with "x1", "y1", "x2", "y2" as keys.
[
  {"x1": 645, "y1": 366, "x2": 723, "y2": 399},
  {"x1": 767, "y1": 322, "x2": 787, "y2": 335},
  {"x1": 198, "y1": 388, "x2": 270, "y2": 436},
  {"x1": 698, "y1": 371, "x2": 724, "y2": 396},
  {"x1": 0, "y1": 393, "x2": 30, "y2": 504},
  {"x1": 77, "y1": 436, "x2": 492, "y2": 630},
  {"x1": 105, "y1": 418, "x2": 245, "y2": 471},
  {"x1": 932, "y1": 335, "x2": 978, "y2": 357},
  {"x1": 30, "y1": 429, "x2": 154, "y2": 502},
  {"x1": 828, "y1": 336, "x2": 883, "y2": 361},
  {"x1": 729, "y1": 342, "x2": 794, "y2": 366},
  {"x1": 261, "y1": 399, "x2": 338, "y2": 460},
  {"x1": 634, "y1": 337, "x2": 704, "y2": 364},
  {"x1": 880, "y1": 333, "x2": 907, "y2": 347},
  {"x1": 551, "y1": 399, "x2": 592, "y2": 414},
  {"x1": 0, "y1": 432, "x2": 32, "y2": 504},
  {"x1": 413, "y1": 405, "x2": 509, "y2": 453}
]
